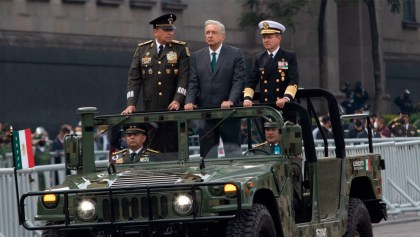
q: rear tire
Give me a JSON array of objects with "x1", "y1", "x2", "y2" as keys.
[
  {"x1": 343, "y1": 198, "x2": 373, "y2": 237},
  {"x1": 226, "y1": 204, "x2": 276, "y2": 237}
]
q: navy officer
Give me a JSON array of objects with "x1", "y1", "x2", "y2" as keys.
[{"x1": 243, "y1": 20, "x2": 299, "y2": 109}]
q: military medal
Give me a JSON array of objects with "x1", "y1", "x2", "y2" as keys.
[
  {"x1": 142, "y1": 54, "x2": 152, "y2": 64},
  {"x1": 278, "y1": 59, "x2": 289, "y2": 70},
  {"x1": 148, "y1": 69, "x2": 153, "y2": 74},
  {"x1": 142, "y1": 70, "x2": 145, "y2": 75},
  {"x1": 174, "y1": 69, "x2": 179, "y2": 75},
  {"x1": 166, "y1": 69, "x2": 171, "y2": 74},
  {"x1": 166, "y1": 51, "x2": 178, "y2": 63},
  {"x1": 140, "y1": 157, "x2": 149, "y2": 162}
]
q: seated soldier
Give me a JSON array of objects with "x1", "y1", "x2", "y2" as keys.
[
  {"x1": 253, "y1": 121, "x2": 282, "y2": 155},
  {"x1": 111, "y1": 125, "x2": 159, "y2": 164},
  {"x1": 255, "y1": 121, "x2": 302, "y2": 211}
]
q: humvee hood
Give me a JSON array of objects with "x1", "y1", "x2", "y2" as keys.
[{"x1": 61, "y1": 163, "x2": 274, "y2": 190}]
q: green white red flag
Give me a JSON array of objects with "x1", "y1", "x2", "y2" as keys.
[
  {"x1": 364, "y1": 159, "x2": 371, "y2": 171},
  {"x1": 12, "y1": 129, "x2": 35, "y2": 170}
]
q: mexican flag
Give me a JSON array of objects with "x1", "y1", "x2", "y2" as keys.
[
  {"x1": 364, "y1": 159, "x2": 371, "y2": 171},
  {"x1": 13, "y1": 129, "x2": 35, "y2": 170}
]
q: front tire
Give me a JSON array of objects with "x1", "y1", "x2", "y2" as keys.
[
  {"x1": 226, "y1": 204, "x2": 276, "y2": 237},
  {"x1": 343, "y1": 198, "x2": 373, "y2": 237}
]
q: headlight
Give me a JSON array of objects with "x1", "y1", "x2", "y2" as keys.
[
  {"x1": 77, "y1": 199, "x2": 97, "y2": 221},
  {"x1": 42, "y1": 194, "x2": 59, "y2": 209},
  {"x1": 173, "y1": 194, "x2": 193, "y2": 216},
  {"x1": 224, "y1": 184, "x2": 237, "y2": 198},
  {"x1": 208, "y1": 185, "x2": 224, "y2": 196}
]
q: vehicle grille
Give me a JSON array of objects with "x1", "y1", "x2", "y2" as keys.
[
  {"x1": 102, "y1": 195, "x2": 169, "y2": 221},
  {"x1": 100, "y1": 172, "x2": 181, "y2": 221}
]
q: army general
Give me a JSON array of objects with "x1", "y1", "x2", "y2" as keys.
[
  {"x1": 243, "y1": 20, "x2": 299, "y2": 109},
  {"x1": 122, "y1": 14, "x2": 190, "y2": 114},
  {"x1": 121, "y1": 14, "x2": 189, "y2": 152}
]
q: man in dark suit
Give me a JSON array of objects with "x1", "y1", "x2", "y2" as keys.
[
  {"x1": 184, "y1": 20, "x2": 245, "y2": 158},
  {"x1": 122, "y1": 14, "x2": 190, "y2": 152},
  {"x1": 243, "y1": 20, "x2": 299, "y2": 109}
]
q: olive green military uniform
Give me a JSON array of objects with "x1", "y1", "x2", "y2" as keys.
[
  {"x1": 111, "y1": 147, "x2": 160, "y2": 164},
  {"x1": 34, "y1": 143, "x2": 51, "y2": 190},
  {"x1": 388, "y1": 117, "x2": 418, "y2": 137},
  {"x1": 253, "y1": 141, "x2": 281, "y2": 155},
  {"x1": 127, "y1": 40, "x2": 190, "y2": 110}
]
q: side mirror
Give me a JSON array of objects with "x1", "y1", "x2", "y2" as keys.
[
  {"x1": 64, "y1": 134, "x2": 82, "y2": 170},
  {"x1": 281, "y1": 122, "x2": 303, "y2": 156}
]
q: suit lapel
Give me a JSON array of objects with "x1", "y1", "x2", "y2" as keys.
[
  {"x1": 213, "y1": 45, "x2": 227, "y2": 75},
  {"x1": 204, "y1": 49, "x2": 212, "y2": 75}
]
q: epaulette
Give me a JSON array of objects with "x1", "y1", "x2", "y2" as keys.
[
  {"x1": 111, "y1": 149, "x2": 128, "y2": 163},
  {"x1": 171, "y1": 40, "x2": 187, "y2": 45},
  {"x1": 253, "y1": 142, "x2": 268, "y2": 148},
  {"x1": 146, "y1": 148, "x2": 160, "y2": 154},
  {"x1": 112, "y1": 149, "x2": 128, "y2": 156},
  {"x1": 138, "y1": 40, "x2": 153, "y2": 47}
]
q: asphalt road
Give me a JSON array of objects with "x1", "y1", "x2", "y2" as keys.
[{"x1": 373, "y1": 213, "x2": 420, "y2": 237}]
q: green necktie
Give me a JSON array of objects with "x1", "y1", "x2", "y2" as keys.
[
  {"x1": 130, "y1": 152, "x2": 137, "y2": 162},
  {"x1": 211, "y1": 52, "x2": 217, "y2": 73}
]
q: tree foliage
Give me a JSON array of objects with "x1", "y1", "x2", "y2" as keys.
[{"x1": 239, "y1": 0, "x2": 308, "y2": 30}]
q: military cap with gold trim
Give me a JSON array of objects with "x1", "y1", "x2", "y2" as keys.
[
  {"x1": 125, "y1": 124, "x2": 147, "y2": 135},
  {"x1": 149, "y1": 14, "x2": 177, "y2": 30},
  {"x1": 264, "y1": 121, "x2": 278, "y2": 129},
  {"x1": 259, "y1": 20, "x2": 286, "y2": 34}
]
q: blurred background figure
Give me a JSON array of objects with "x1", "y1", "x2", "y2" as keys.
[
  {"x1": 315, "y1": 115, "x2": 334, "y2": 140},
  {"x1": 32, "y1": 126, "x2": 51, "y2": 190},
  {"x1": 374, "y1": 116, "x2": 391, "y2": 138},
  {"x1": 0, "y1": 123, "x2": 12, "y2": 167},
  {"x1": 51, "y1": 124, "x2": 73, "y2": 184},
  {"x1": 394, "y1": 89, "x2": 415, "y2": 115},
  {"x1": 340, "y1": 81, "x2": 369, "y2": 114},
  {"x1": 389, "y1": 114, "x2": 418, "y2": 137}
]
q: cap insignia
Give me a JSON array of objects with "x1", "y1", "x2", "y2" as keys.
[{"x1": 263, "y1": 22, "x2": 269, "y2": 29}]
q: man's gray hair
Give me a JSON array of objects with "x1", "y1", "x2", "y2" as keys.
[{"x1": 205, "y1": 20, "x2": 225, "y2": 33}]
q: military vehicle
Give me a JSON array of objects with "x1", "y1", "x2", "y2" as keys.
[{"x1": 18, "y1": 89, "x2": 386, "y2": 236}]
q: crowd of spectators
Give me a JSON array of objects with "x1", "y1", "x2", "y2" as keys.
[
  {"x1": 334, "y1": 82, "x2": 419, "y2": 140},
  {"x1": 0, "y1": 122, "x2": 110, "y2": 169}
]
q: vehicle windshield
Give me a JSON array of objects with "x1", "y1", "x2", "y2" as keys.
[{"x1": 96, "y1": 107, "x2": 286, "y2": 164}]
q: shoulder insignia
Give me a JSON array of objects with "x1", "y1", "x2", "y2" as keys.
[
  {"x1": 185, "y1": 46, "x2": 190, "y2": 57},
  {"x1": 112, "y1": 149, "x2": 128, "y2": 156},
  {"x1": 111, "y1": 149, "x2": 128, "y2": 162},
  {"x1": 146, "y1": 148, "x2": 160, "y2": 154},
  {"x1": 171, "y1": 40, "x2": 187, "y2": 45},
  {"x1": 253, "y1": 142, "x2": 268, "y2": 148},
  {"x1": 138, "y1": 40, "x2": 153, "y2": 47}
]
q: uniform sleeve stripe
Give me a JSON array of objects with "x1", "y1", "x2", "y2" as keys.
[
  {"x1": 177, "y1": 87, "x2": 187, "y2": 96},
  {"x1": 284, "y1": 85, "x2": 298, "y2": 99},
  {"x1": 127, "y1": 91, "x2": 134, "y2": 99}
]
